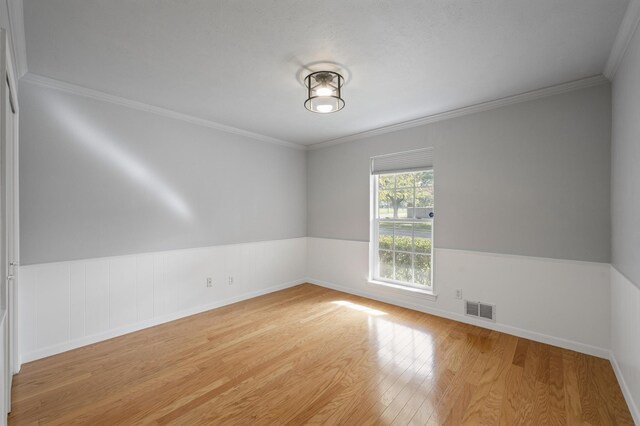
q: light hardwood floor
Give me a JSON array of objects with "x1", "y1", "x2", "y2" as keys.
[{"x1": 9, "y1": 284, "x2": 634, "y2": 425}]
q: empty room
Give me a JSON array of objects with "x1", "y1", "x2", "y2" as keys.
[{"x1": 0, "y1": 0, "x2": 638, "y2": 424}]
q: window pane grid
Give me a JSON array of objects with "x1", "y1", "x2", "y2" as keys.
[
  {"x1": 378, "y1": 248, "x2": 425, "y2": 256},
  {"x1": 374, "y1": 169, "x2": 434, "y2": 289}
]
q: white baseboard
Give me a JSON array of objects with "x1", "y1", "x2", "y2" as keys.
[
  {"x1": 306, "y1": 277, "x2": 610, "y2": 359},
  {"x1": 21, "y1": 279, "x2": 304, "y2": 364},
  {"x1": 610, "y1": 349, "x2": 640, "y2": 425}
]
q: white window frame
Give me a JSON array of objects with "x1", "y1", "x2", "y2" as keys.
[{"x1": 369, "y1": 168, "x2": 436, "y2": 297}]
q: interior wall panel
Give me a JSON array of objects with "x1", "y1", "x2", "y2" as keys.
[
  {"x1": 306, "y1": 237, "x2": 611, "y2": 358},
  {"x1": 18, "y1": 80, "x2": 307, "y2": 265},
  {"x1": 611, "y1": 3, "x2": 640, "y2": 289},
  {"x1": 307, "y1": 84, "x2": 612, "y2": 263},
  {"x1": 19, "y1": 237, "x2": 306, "y2": 363},
  {"x1": 610, "y1": 267, "x2": 640, "y2": 424},
  {"x1": 610, "y1": 9, "x2": 640, "y2": 423}
]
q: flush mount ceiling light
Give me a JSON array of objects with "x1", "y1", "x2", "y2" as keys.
[{"x1": 304, "y1": 71, "x2": 345, "y2": 114}]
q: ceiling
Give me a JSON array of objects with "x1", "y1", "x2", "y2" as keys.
[{"x1": 23, "y1": 0, "x2": 629, "y2": 146}]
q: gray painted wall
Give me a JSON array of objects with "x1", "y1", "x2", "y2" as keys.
[
  {"x1": 19, "y1": 81, "x2": 306, "y2": 264},
  {"x1": 21, "y1": 78, "x2": 612, "y2": 265},
  {"x1": 612, "y1": 21, "x2": 640, "y2": 289},
  {"x1": 308, "y1": 84, "x2": 612, "y2": 263}
]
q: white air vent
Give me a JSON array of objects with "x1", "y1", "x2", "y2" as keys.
[
  {"x1": 465, "y1": 301, "x2": 479, "y2": 317},
  {"x1": 465, "y1": 300, "x2": 496, "y2": 321}
]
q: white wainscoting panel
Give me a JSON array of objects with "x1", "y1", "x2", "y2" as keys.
[
  {"x1": 306, "y1": 237, "x2": 611, "y2": 358},
  {"x1": 0, "y1": 311, "x2": 7, "y2": 424},
  {"x1": 19, "y1": 238, "x2": 306, "y2": 364},
  {"x1": 610, "y1": 266, "x2": 640, "y2": 424}
]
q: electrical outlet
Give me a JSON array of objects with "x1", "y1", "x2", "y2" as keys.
[
  {"x1": 455, "y1": 289, "x2": 462, "y2": 300},
  {"x1": 206, "y1": 277, "x2": 213, "y2": 288},
  {"x1": 228, "y1": 276, "x2": 234, "y2": 285}
]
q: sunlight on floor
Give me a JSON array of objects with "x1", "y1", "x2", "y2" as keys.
[
  {"x1": 368, "y1": 316, "x2": 436, "y2": 398},
  {"x1": 331, "y1": 300, "x2": 388, "y2": 316},
  {"x1": 331, "y1": 299, "x2": 435, "y2": 381}
]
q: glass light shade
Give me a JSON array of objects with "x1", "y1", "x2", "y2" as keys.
[{"x1": 304, "y1": 71, "x2": 345, "y2": 113}]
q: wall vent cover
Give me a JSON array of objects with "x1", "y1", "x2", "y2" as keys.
[
  {"x1": 465, "y1": 300, "x2": 496, "y2": 322},
  {"x1": 465, "y1": 301, "x2": 479, "y2": 317}
]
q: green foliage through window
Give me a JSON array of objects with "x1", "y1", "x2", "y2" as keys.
[{"x1": 375, "y1": 169, "x2": 434, "y2": 288}]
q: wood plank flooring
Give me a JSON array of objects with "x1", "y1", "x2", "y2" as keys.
[{"x1": 9, "y1": 284, "x2": 634, "y2": 425}]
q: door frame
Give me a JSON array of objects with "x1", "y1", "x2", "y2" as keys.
[
  {"x1": 5, "y1": 27, "x2": 19, "y2": 382},
  {"x1": 0, "y1": 27, "x2": 20, "y2": 418}
]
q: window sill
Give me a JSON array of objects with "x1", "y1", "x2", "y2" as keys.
[{"x1": 367, "y1": 280, "x2": 438, "y2": 301}]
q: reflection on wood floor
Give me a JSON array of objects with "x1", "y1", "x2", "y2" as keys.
[{"x1": 9, "y1": 284, "x2": 634, "y2": 425}]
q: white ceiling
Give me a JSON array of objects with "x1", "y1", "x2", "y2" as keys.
[{"x1": 23, "y1": 0, "x2": 629, "y2": 146}]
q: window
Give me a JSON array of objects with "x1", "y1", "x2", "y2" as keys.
[{"x1": 372, "y1": 165, "x2": 434, "y2": 290}]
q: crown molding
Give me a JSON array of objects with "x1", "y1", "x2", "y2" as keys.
[
  {"x1": 307, "y1": 74, "x2": 609, "y2": 151},
  {"x1": 20, "y1": 73, "x2": 306, "y2": 151},
  {"x1": 21, "y1": 72, "x2": 608, "y2": 152},
  {"x1": 6, "y1": 0, "x2": 27, "y2": 78},
  {"x1": 605, "y1": 0, "x2": 640, "y2": 80}
]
